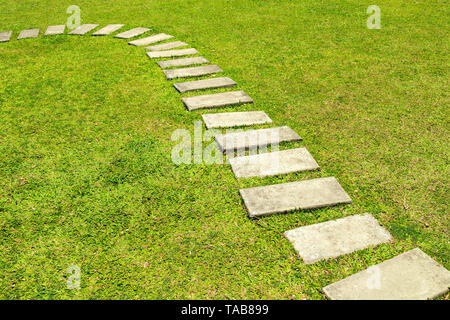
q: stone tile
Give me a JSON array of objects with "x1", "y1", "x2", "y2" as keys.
[
  {"x1": 114, "y1": 27, "x2": 149, "y2": 39},
  {"x1": 323, "y1": 248, "x2": 450, "y2": 300},
  {"x1": 68, "y1": 24, "x2": 99, "y2": 35},
  {"x1": 174, "y1": 77, "x2": 236, "y2": 93},
  {"x1": 128, "y1": 33, "x2": 173, "y2": 46},
  {"x1": 146, "y1": 48, "x2": 199, "y2": 58},
  {"x1": 182, "y1": 91, "x2": 253, "y2": 111},
  {"x1": 44, "y1": 25, "x2": 65, "y2": 36},
  {"x1": 146, "y1": 40, "x2": 187, "y2": 51},
  {"x1": 202, "y1": 111, "x2": 271, "y2": 129},
  {"x1": 229, "y1": 147, "x2": 318, "y2": 178},
  {"x1": 215, "y1": 126, "x2": 301, "y2": 153},
  {"x1": 163, "y1": 65, "x2": 222, "y2": 80},
  {"x1": 157, "y1": 56, "x2": 209, "y2": 69},
  {"x1": 17, "y1": 29, "x2": 39, "y2": 39},
  {"x1": 239, "y1": 177, "x2": 352, "y2": 217},
  {"x1": 284, "y1": 213, "x2": 392, "y2": 264},
  {"x1": 0, "y1": 31, "x2": 13, "y2": 42},
  {"x1": 92, "y1": 24, "x2": 125, "y2": 36}
]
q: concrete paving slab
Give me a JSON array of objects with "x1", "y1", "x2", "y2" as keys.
[
  {"x1": 17, "y1": 29, "x2": 39, "y2": 39},
  {"x1": 68, "y1": 24, "x2": 99, "y2": 35},
  {"x1": 128, "y1": 33, "x2": 173, "y2": 46},
  {"x1": 284, "y1": 213, "x2": 392, "y2": 264},
  {"x1": 323, "y1": 248, "x2": 450, "y2": 300},
  {"x1": 115, "y1": 27, "x2": 149, "y2": 39},
  {"x1": 182, "y1": 91, "x2": 253, "y2": 111},
  {"x1": 163, "y1": 65, "x2": 222, "y2": 80},
  {"x1": 146, "y1": 40, "x2": 187, "y2": 51},
  {"x1": 239, "y1": 177, "x2": 352, "y2": 217},
  {"x1": 229, "y1": 147, "x2": 318, "y2": 178},
  {"x1": 157, "y1": 56, "x2": 209, "y2": 69},
  {"x1": 44, "y1": 25, "x2": 65, "y2": 36},
  {"x1": 92, "y1": 24, "x2": 124, "y2": 36},
  {"x1": 174, "y1": 77, "x2": 236, "y2": 93},
  {"x1": 202, "y1": 111, "x2": 271, "y2": 129},
  {"x1": 147, "y1": 48, "x2": 199, "y2": 58},
  {"x1": 0, "y1": 31, "x2": 13, "y2": 42}
]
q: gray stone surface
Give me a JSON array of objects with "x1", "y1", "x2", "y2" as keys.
[
  {"x1": 229, "y1": 147, "x2": 318, "y2": 178},
  {"x1": 128, "y1": 33, "x2": 173, "y2": 46},
  {"x1": 182, "y1": 91, "x2": 253, "y2": 111},
  {"x1": 146, "y1": 40, "x2": 187, "y2": 51},
  {"x1": 68, "y1": 24, "x2": 99, "y2": 35},
  {"x1": 157, "y1": 56, "x2": 209, "y2": 69},
  {"x1": 44, "y1": 25, "x2": 65, "y2": 36},
  {"x1": 174, "y1": 77, "x2": 236, "y2": 93},
  {"x1": 239, "y1": 177, "x2": 352, "y2": 217},
  {"x1": 0, "y1": 31, "x2": 13, "y2": 42},
  {"x1": 215, "y1": 126, "x2": 301, "y2": 153},
  {"x1": 92, "y1": 24, "x2": 124, "y2": 36},
  {"x1": 146, "y1": 48, "x2": 199, "y2": 59},
  {"x1": 115, "y1": 27, "x2": 149, "y2": 39},
  {"x1": 163, "y1": 65, "x2": 222, "y2": 80},
  {"x1": 202, "y1": 111, "x2": 271, "y2": 129},
  {"x1": 323, "y1": 248, "x2": 450, "y2": 300},
  {"x1": 17, "y1": 29, "x2": 39, "y2": 39},
  {"x1": 284, "y1": 213, "x2": 392, "y2": 264}
]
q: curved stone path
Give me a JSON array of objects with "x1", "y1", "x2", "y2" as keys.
[{"x1": 1, "y1": 25, "x2": 448, "y2": 300}]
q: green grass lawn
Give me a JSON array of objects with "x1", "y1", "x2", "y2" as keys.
[{"x1": 0, "y1": 0, "x2": 448, "y2": 299}]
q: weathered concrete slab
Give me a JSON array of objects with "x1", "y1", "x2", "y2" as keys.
[
  {"x1": 284, "y1": 213, "x2": 392, "y2": 264},
  {"x1": 202, "y1": 111, "x2": 271, "y2": 129},
  {"x1": 215, "y1": 126, "x2": 301, "y2": 153},
  {"x1": 182, "y1": 91, "x2": 253, "y2": 111},
  {"x1": 229, "y1": 147, "x2": 318, "y2": 178},
  {"x1": 146, "y1": 48, "x2": 199, "y2": 59},
  {"x1": 44, "y1": 25, "x2": 65, "y2": 36},
  {"x1": 174, "y1": 77, "x2": 236, "y2": 93},
  {"x1": 17, "y1": 29, "x2": 39, "y2": 39},
  {"x1": 240, "y1": 177, "x2": 352, "y2": 217},
  {"x1": 323, "y1": 248, "x2": 450, "y2": 300},
  {"x1": 157, "y1": 56, "x2": 209, "y2": 69},
  {"x1": 163, "y1": 65, "x2": 222, "y2": 80},
  {"x1": 0, "y1": 31, "x2": 13, "y2": 42},
  {"x1": 92, "y1": 24, "x2": 124, "y2": 36},
  {"x1": 146, "y1": 40, "x2": 187, "y2": 51},
  {"x1": 68, "y1": 24, "x2": 99, "y2": 35},
  {"x1": 128, "y1": 33, "x2": 173, "y2": 46},
  {"x1": 115, "y1": 27, "x2": 149, "y2": 39}
]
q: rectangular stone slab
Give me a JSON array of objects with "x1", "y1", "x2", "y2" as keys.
[
  {"x1": 215, "y1": 126, "x2": 301, "y2": 153},
  {"x1": 68, "y1": 24, "x2": 99, "y2": 35},
  {"x1": 323, "y1": 248, "x2": 450, "y2": 300},
  {"x1": 92, "y1": 24, "x2": 124, "y2": 36},
  {"x1": 157, "y1": 56, "x2": 209, "y2": 69},
  {"x1": 17, "y1": 29, "x2": 39, "y2": 39},
  {"x1": 202, "y1": 111, "x2": 271, "y2": 129},
  {"x1": 182, "y1": 91, "x2": 253, "y2": 111},
  {"x1": 115, "y1": 27, "x2": 149, "y2": 39},
  {"x1": 174, "y1": 77, "x2": 236, "y2": 93},
  {"x1": 128, "y1": 33, "x2": 173, "y2": 46},
  {"x1": 147, "y1": 48, "x2": 199, "y2": 58},
  {"x1": 229, "y1": 147, "x2": 318, "y2": 178},
  {"x1": 44, "y1": 25, "x2": 65, "y2": 36},
  {"x1": 163, "y1": 65, "x2": 222, "y2": 80},
  {"x1": 146, "y1": 40, "x2": 187, "y2": 51},
  {"x1": 0, "y1": 31, "x2": 13, "y2": 42},
  {"x1": 239, "y1": 177, "x2": 352, "y2": 217},
  {"x1": 284, "y1": 213, "x2": 392, "y2": 264}
]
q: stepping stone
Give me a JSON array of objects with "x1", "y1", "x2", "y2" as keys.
[
  {"x1": 115, "y1": 27, "x2": 149, "y2": 39},
  {"x1": 0, "y1": 31, "x2": 12, "y2": 42},
  {"x1": 182, "y1": 91, "x2": 253, "y2": 111},
  {"x1": 239, "y1": 177, "x2": 352, "y2": 217},
  {"x1": 44, "y1": 25, "x2": 65, "y2": 36},
  {"x1": 68, "y1": 24, "x2": 99, "y2": 35},
  {"x1": 284, "y1": 213, "x2": 392, "y2": 264},
  {"x1": 229, "y1": 147, "x2": 318, "y2": 178},
  {"x1": 163, "y1": 65, "x2": 222, "y2": 80},
  {"x1": 174, "y1": 77, "x2": 236, "y2": 93},
  {"x1": 128, "y1": 33, "x2": 173, "y2": 46},
  {"x1": 215, "y1": 126, "x2": 301, "y2": 153},
  {"x1": 146, "y1": 40, "x2": 188, "y2": 51},
  {"x1": 202, "y1": 111, "x2": 271, "y2": 129},
  {"x1": 157, "y1": 56, "x2": 209, "y2": 69},
  {"x1": 92, "y1": 24, "x2": 125, "y2": 36},
  {"x1": 17, "y1": 29, "x2": 39, "y2": 39},
  {"x1": 323, "y1": 248, "x2": 450, "y2": 300},
  {"x1": 146, "y1": 48, "x2": 199, "y2": 59}
]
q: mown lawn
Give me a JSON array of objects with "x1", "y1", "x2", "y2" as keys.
[{"x1": 0, "y1": 0, "x2": 448, "y2": 299}]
